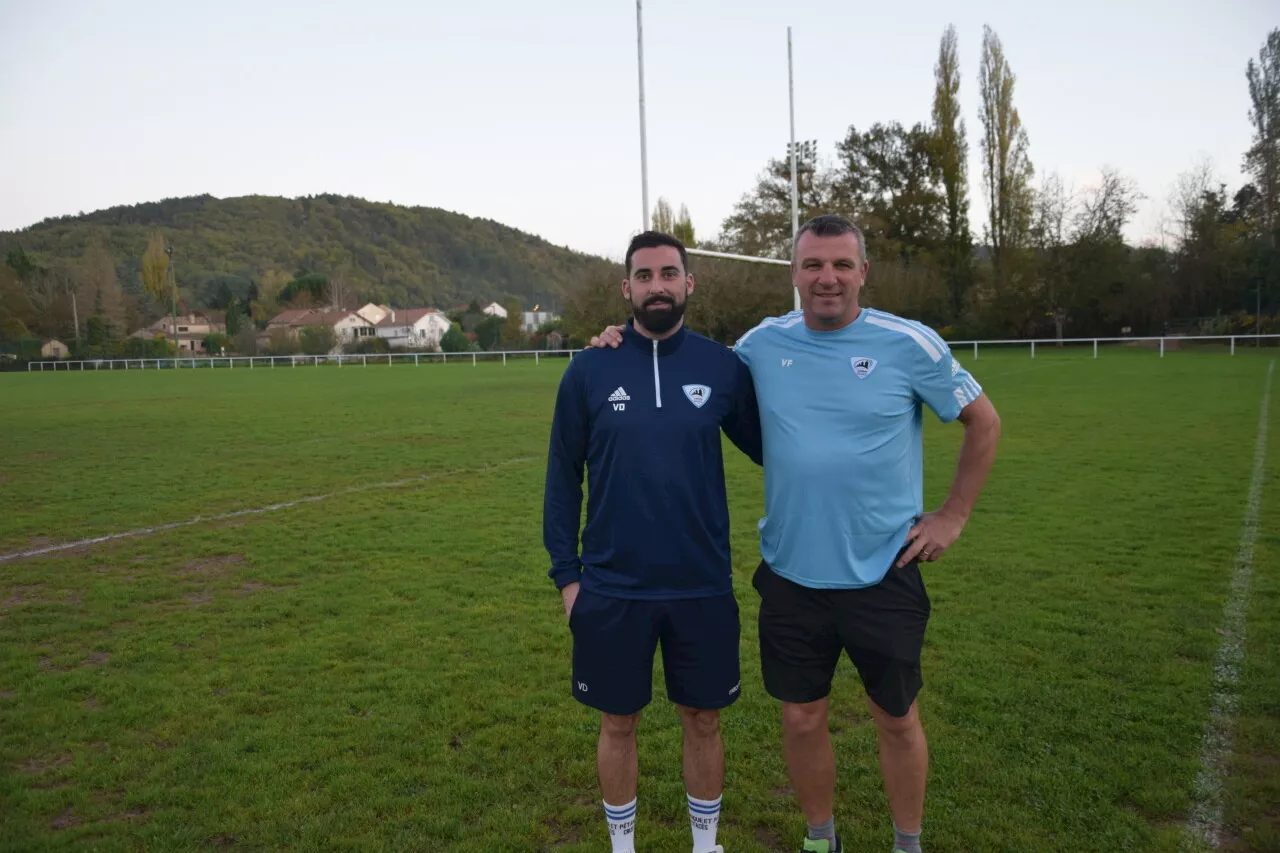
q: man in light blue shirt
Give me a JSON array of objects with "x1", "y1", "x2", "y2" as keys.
[
  {"x1": 736, "y1": 215, "x2": 1001, "y2": 853},
  {"x1": 736, "y1": 299, "x2": 984, "y2": 591}
]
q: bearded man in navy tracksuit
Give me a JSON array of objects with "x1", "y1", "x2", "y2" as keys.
[{"x1": 543, "y1": 231, "x2": 762, "y2": 853}]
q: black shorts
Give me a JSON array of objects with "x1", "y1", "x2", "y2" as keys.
[
  {"x1": 753, "y1": 556, "x2": 930, "y2": 717},
  {"x1": 570, "y1": 588, "x2": 741, "y2": 716}
]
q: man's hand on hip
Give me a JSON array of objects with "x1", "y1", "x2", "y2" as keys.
[
  {"x1": 560, "y1": 581, "x2": 580, "y2": 618},
  {"x1": 898, "y1": 510, "x2": 967, "y2": 567}
]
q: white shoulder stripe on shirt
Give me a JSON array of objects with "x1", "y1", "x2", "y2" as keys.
[
  {"x1": 735, "y1": 310, "x2": 803, "y2": 349},
  {"x1": 919, "y1": 323, "x2": 950, "y2": 353},
  {"x1": 868, "y1": 308, "x2": 949, "y2": 354},
  {"x1": 864, "y1": 314, "x2": 944, "y2": 362},
  {"x1": 954, "y1": 378, "x2": 982, "y2": 409}
]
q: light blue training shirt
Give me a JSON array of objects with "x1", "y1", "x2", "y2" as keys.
[{"x1": 734, "y1": 307, "x2": 984, "y2": 589}]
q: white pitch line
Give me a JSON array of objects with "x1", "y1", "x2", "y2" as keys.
[
  {"x1": 1185, "y1": 359, "x2": 1274, "y2": 849},
  {"x1": 0, "y1": 456, "x2": 537, "y2": 564}
]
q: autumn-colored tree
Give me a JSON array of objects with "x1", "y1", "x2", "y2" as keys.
[{"x1": 140, "y1": 231, "x2": 170, "y2": 307}]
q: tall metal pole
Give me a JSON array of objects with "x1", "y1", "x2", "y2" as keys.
[
  {"x1": 166, "y1": 245, "x2": 177, "y2": 361},
  {"x1": 788, "y1": 27, "x2": 800, "y2": 311},
  {"x1": 637, "y1": 0, "x2": 651, "y2": 232}
]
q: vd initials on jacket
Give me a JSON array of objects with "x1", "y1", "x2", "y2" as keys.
[{"x1": 601, "y1": 383, "x2": 713, "y2": 414}]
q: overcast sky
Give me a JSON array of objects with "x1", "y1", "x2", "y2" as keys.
[{"x1": 0, "y1": 0, "x2": 1274, "y2": 261}]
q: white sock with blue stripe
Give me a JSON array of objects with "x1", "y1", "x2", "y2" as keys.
[
  {"x1": 687, "y1": 792, "x2": 722, "y2": 852},
  {"x1": 604, "y1": 798, "x2": 637, "y2": 853}
]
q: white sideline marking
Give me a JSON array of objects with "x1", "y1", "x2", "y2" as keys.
[
  {"x1": 0, "y1": 457, "x2": 537, "y2": 564},
  {"x1": 1186, "y1": 359, "x2": 1274, "y2": 849}
]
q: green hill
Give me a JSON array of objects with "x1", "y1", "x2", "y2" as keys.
[{"x1": 0, "y1": 194, "x2": 611, "y2": 314}]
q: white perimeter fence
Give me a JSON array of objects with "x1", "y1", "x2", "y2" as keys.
[{"x1": 21, "y1": 334, "x2": 1280, "y2": 372}]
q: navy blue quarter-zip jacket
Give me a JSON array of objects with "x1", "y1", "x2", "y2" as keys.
[{"x1": 543, "y1": 320, "x2": 763, "y2": 599}]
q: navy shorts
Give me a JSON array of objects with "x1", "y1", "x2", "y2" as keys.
[{"x1": 569, "y1": 588, "x2": 741, "y2": 716}]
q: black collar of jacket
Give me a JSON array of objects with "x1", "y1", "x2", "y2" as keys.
[{"x1": 624, "y1": 317, "x2": 688, "y2": 355}]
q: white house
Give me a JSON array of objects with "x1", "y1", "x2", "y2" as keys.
[
  {"x1": 262, "y1": 308, "x2": 375, "y2": 352},
  {"x1": 375, "y1": 308, "x2": 451, "y2": 350},
  {"x1": 134, "y1": 311, "x2": 227, "y2": 354},
  {"x1": 318, "y1": 310, "x2": 376, "y2": 344},
  {"x1": 355, "y1": 303, "x2": 392, "y2": 325},
  {"x1": 41, "y1": 339, "x2": 70, "y2": 358},
  {"x1": 521, "y1": 310, "x2": 557, "y2": 333},
  {"x1": 482, "y1": 302, "x2": 508, "y2": 319}
]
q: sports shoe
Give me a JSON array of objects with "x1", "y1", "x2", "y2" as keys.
[
  {"x1": 695, "y1": 847, "x2": 725, "y2": 853},
  {"x1": 800, "y1": 837, "x2": 841, "y2": 853}
]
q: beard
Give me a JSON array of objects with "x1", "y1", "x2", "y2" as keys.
[{"x1": 631, "y1": 292, "x2": 687, "y2": 335}]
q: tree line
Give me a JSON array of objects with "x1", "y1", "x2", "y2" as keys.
[
  {"x1": 564, "y1": 25, "x2": 1279, "y2": 344},
  {"x1": 0, "y1": 194, "x2": 616, "y2": 358}
]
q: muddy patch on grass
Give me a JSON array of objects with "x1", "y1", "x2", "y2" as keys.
[
  {"x1": 176, "y1": 554, "x2": 244, "y2": 578},
  {"x1": 85, "y1": 792, "x2": 152, "y2": 824},
  {"x1": 185, "y1": 591, "x2": 213, "y2": 606},
  {"x1": 20, "y1": 753, "x2": 72, "y2": 774},
  {"x1": 81, "y1": 651, "x2": 111, "y2": 667},
  {"x1": 50, "y1": 807, "x2": 80, "y2": 830},
  {"x1": 232, "y1": 582, "x2": 290, "y2": 596},
  {"x1": 4, "y1": 586, "x2": 83, "y2": 608},
  {"x1": 754, "y1": 823, "x2": 786, "y2": 851},
  {"x1": 3, "y1": 585, "x2": 45, "y2": 609},
  {"x1": 83, "y1": 695, "x2": 102, "y2": 710},
  {"x1": 545, "y1": 816, "x2": 583, "y2": 847}
]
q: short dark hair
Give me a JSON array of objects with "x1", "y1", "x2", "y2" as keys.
[
  {"x1": 794, "y1": 214, "x2": 867, "y2": 263},
  {"x1": 625, "y1": 230, "x2": 689, "y2": 276}
]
